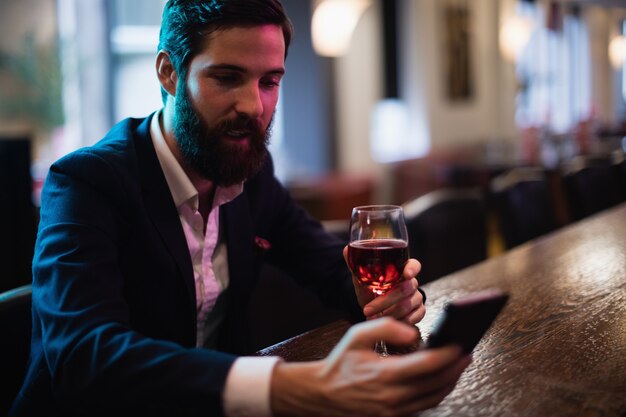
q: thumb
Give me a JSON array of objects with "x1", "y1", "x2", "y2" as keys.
[{"x1": 328, "y1": 318, "x2": 419, "y2": 360}]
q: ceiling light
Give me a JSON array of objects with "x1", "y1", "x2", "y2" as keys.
[
  {"x1": 609, "y1": 35, "x2": 626, "y2": 69},
  {"x1": 311, "y1": 0, "x2": 371, "y2": 57}
]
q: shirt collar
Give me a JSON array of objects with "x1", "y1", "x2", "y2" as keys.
[{"x1": 149, "y1": 110, "x2": 243, "y2": 210}]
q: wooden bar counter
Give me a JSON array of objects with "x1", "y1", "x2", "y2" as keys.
[{"x1": 258, "y1": 203, "x2": 626, "y2": 416}]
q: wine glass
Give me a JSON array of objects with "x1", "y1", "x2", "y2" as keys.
[{"x1": 347, "y1": 205, "x2": 409, "y2": 356}]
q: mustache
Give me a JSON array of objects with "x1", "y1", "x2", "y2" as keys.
[{"x1": 214, "y1": 115, "x2": 264, "y2": 136}]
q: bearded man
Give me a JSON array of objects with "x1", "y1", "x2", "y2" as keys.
[{"x1": 10, "y1": 1, "x2": 470, "y2": 417}]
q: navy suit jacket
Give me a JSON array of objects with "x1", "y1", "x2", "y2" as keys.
[{"x1": 10, "y1": 115, "x2": 361, "y2": 417}]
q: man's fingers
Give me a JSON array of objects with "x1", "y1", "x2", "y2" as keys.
[
  {"x1": 403, "y1": 258, "x2": 421, "y2": 280},
  {"x1": 391, "y1": 346, "x2": 467, "y2": 381},
  {"x1": 363, "y1": 278, "x2": 419, "y2": 317},
  {"x1": 347, "y1": 317, "x2": 419, "y2": 349},
  {"x1": 400, "y1": 301, "x2": 426, "y2": 324},
  {"x1": 395, "y1": 287, "x2": 426, "y2": 323},
  {"x1": 326, "y1": 318, "x2": 419, "y2": 364},
  {"x1": 394, "y1": 353, "x2": 472, "y2": 412},
  {"x1": 394, "y1": 379, "x2": 462, "y2": 415}
]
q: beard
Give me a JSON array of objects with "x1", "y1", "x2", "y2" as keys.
[{"x1": 173, "y1": 83, "x2": 270, "y2": 186}]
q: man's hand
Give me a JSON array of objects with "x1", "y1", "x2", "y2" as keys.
[
  {"x1": 343, "y1": 246, "x2": 426, "y2": 325},
  {"x1": 270, "y1": 318, "x2": 472, "y2": 417}
]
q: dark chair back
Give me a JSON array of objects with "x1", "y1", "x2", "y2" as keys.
[
  {"x1": 561, "y1": 154, "x2": 622, "y2": 221},
  {"x1": 611, "y1": 150, "x2": 626, "y2": 202},
  {"x1": 0, "y1": 138, "x2": 36, "y2": 292},
  {"x1": 490, "y1": 166, "x2": 558, "y2": 249},
  {"x1": 402, "y1": 188, "x2": 487, "y2": 285},
  {"x1": 0, "y1": 284, "x2": 32, "y2": 416},
  {"x1": 248, "y1": 220, "x2": 351, "y2": 351},
  {"x1": 248, "y1": 264, "x2": 346, "y2": 351}
]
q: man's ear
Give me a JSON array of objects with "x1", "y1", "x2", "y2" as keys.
[{"x1": 156, "y1": 50, "x2": 178, "y2": 97}]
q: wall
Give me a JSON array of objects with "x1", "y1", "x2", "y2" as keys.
[
  {"x1": 335, "y1": 2, "x2": 384, "y2": 176},
  {"x1": 406, "y1": 0, "x2": 514, "y2": 148},
  {"x1": 280, "y1": 0, "x2": 335, "y2": 178},
  {"x1": 334, "y1": 0, "x2": 625, "y2": 181},
  {"x1": 334, "y1": 1, "x2": 518, "y2": 179}
]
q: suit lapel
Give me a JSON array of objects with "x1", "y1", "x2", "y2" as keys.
[{"x1": 134, "y1": 115, "x2": 197, "y2": 316}]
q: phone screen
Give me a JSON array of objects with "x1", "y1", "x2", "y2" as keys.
[{"x1": 425, "y1": 289, "x2": 509, "y2": 353}]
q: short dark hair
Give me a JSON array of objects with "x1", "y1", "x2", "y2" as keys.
[{"x1": 158, "y1": 0, "x2": 293, "y2": 104}]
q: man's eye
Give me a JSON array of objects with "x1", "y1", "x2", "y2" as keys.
[
  {"x1": 261, "y1": 78, "x2": 281, "y2": 88},
  {"x1": 212, "y1": 74, "x2": 239, "y2": 85}
]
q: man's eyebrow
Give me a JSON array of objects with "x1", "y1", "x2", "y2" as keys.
[{"x1": 206, "y1": 64, "x2": 285, "y2": 76}]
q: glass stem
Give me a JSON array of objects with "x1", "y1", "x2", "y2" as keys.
[{"x1": 375, "y1": 339, "x2": 389, "y2": 357}]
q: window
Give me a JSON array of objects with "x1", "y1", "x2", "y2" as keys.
[
  {"x1": 109, "y1": 0, "x2": 166, "y2": 123},
  {"x1": 622, "y1": 20, "x2": 626, "y2": 104},
  {"x1": 515, "y1": 3, "x2": 591, "y2": 134}
]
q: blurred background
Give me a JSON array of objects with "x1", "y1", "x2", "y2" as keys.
[{"x1": 1, "y1": 0, "x2": 626, "y2": 291}]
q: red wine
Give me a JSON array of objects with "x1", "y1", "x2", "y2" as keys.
[{"x1": 347, "y1": 239, "x2": 408, "y2": 295}]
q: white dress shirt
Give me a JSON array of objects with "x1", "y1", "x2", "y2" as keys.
[{"x1": 150, "y1": 111, "x2": 280, "y2": 417}]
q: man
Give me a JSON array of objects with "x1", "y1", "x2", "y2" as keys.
[{"x1": 10, "y1": 1, "x2": 470, "y2": 416}]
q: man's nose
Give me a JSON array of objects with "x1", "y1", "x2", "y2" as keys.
[{"x1": 234, "y1": 84, "x2": 263, "y2": 119}]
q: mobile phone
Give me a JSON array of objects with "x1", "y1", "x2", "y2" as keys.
[{"x1": 425, "y1": 289, "x2": 509, "y2": 353}]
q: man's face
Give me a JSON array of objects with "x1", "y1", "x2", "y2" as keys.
[{"x1": 173, "y1": 24, "x2": 286, "y2": 186}]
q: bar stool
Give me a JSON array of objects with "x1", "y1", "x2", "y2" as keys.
[
  {"x1": 490, "y1": 166, "x2": 558, "y2": 249},
  {"x1": 561, "y1": 154, "x2": 622, "y2": 221},
  {"x1": 0, "y1": 138, "x2": 37, "y2": 293},
  {"x1": 402, "y1": 187, "x2": 487, "y2": 285},
  {"x1": 611, "y1": 150, "x2": 626, "y2": 201}
]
